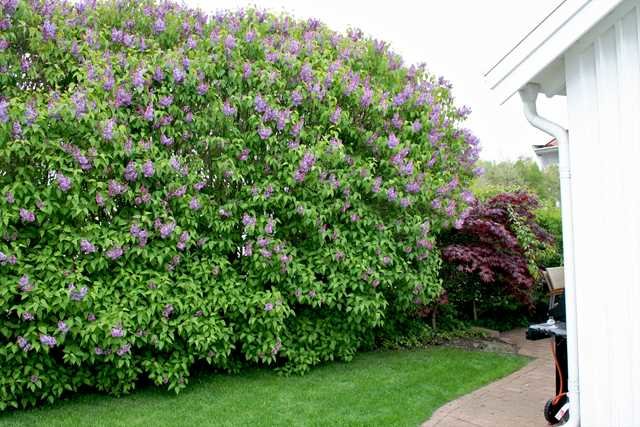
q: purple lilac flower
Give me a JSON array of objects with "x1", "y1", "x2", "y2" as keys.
[
  {"x1": 114, "y1": 86, "x2": 132, "y2": 108},
  {"x1": 24, "y1": 101, "x2": 37, "y2": 124},
  {"x1": 57, "y1": 173, "x2": 71, "y2": 192},
  {"x1": 406, "y1": 181, "x2": 420, "y2": 194},
  {"x1": 194, "y1": 181, "x2": 206, "y2": 191},
  {"x1": 40, "y1": 334, "x2": 57, "y2": 347},
  {"x1": 0, "y1": 98, "x2": 8, "y2": 123},
  {"x1": 412, "y1": 120, "x2": 422, "y2": 132},
  {"x1": 19, "y1": 208, "x2": 35, "y2": 223},
  {"x1": 243, "y1": 62, "x2": 252, "y2": 79},
  {"x1": 153, "y1": 17, "x2": 165, "y2": 33},
  {"x1": 42, "y1": 20, "x2": 56, "y2": 41},
  {"x1": 222, "y1": 101, "x2": 236, "y2": 117},
  {"x1": 105, "y1": 246, "x2": 124, "y2": 260},
  {"x1": 387, "y1": 133, "x2": 399, "y2": 149},
  {"x1": 142, "y1": 103, "x2": 154, "y2": 121},
  {"x1": 17, "y1": 336, "x2": 31, "y2": 352},
  {"x1": 330, "y1": 106, "x2": 342, "y2": 124},
  {"x1": 258, "y1": 126, "x2": 272, "y2": 140},
  {"x1": 387, "y1": 187, "x2": 397, "y2": 201},
  {"x1": 111, "y1": 326, "x2": 124, "y2": 337},
  {"x1": 132, "y1": 68, "x2": 145, "y2": 88},
  {"x1": 58, "y1": 321, "x2": 69, "y2": 333},
  {"x1": 196, "y1": 81, "x2": 209, "y2": 95},
  {"x1": 361, "y1": 86, "x2": 373, "y2": 107},
  {"x1": 400, "y1": 197, "x2": 411, "y2": 208},
  {"x1": 189, "y1": 197, "x2": 201, "y2": 210},
  {"x1": 242, "y1": 213, "x2": 256, "y2": 227},
  {"x1": 372, "y1": 177, "x2": 382, "y2": 193},
  {"x1": 12, "y1": 121, "x2": 21, "y2": 138},
  {"x1": 102, "y1": 119, "x2": 116, "y2": 140},
  {"x1": 87, "y1": 313, "x2": 96, "y2": 321},
  {"x1": 173, "y1": 66, "x2": 185, "y2": 84},
  {"x1": 5, "y1": 191, "x2": 14, "y2": 204},
  {"x1": 22, "y1": 311, "x2": 34, "y2": 321},
  {"x1": 461, "y1": 190, "x2": 475, "y2": 204},
  {"x1": 142, "y1": 160, "x2": 154, "y2": 177},
  {"x1": 18, "y1": 275, "x2": 33, "y2": 292},
  {"x1": 160, "y1": 133, "x2": 173, "y2": 146},
  {"x1": 71, "y1": 91, "x2": 87, "y2": 118},
  {"x1": 162, "y1": 304, "x2": 174, "y2": 319},
  {"x1": 159, "y1": 95, "x2": 173, "y2": 107},
  {"x1": 80, "y1": 239, "x2": 96, "y2": 254},
  {"x1": 117, "y1": 343, "x2": 131, "y2": 356},
  {"x1": 291, "y1": 90, "x2": 303, "y2": 106},
  {"x1": 265, "y1": 218, "x2": 276, "y2": 234},
  {"x1": 123, "y1": 161, "x2": 137, "y2": 182},
  {"x1": 300, "y1": 63, "x2": 313, "y2": 83},
  {"x1": 224, "y1": 34, "x2": 236, "y2": 51},
  {"x1": 108, "y1": 180, "x2": 127, "y2": 197},
  {"x1": 95, "y1": 192, "x2": 105, "y2": 206},
  {"x1": 264, "y1": 303, "x2": 274, "y2": 312},
  {"x1": 159, "y1": 222, "x2": 175, "y2": 238},
  {"x1": 153, "y1": 66, "x2": 164, "y2": 82}
]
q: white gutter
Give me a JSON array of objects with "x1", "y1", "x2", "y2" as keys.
[{"x1": 519, "y1": 83, "x2": 580, "y2": 427}]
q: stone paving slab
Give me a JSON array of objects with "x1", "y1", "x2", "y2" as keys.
[{"x1": 422, "y1": 328, "x2": 555, "y2": 427}]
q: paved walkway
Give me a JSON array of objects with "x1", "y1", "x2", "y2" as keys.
[{"x1": 422, "y1": 328, "x2": 555, "y2": 427}]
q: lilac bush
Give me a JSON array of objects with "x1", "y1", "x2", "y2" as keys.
[{"x1": 0, "y1": 0, "x2": 479, "y2": 409}]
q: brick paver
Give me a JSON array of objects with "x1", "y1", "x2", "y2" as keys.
[{"x1": 422, "y1": 328, "x2": 555, "y2": 427}]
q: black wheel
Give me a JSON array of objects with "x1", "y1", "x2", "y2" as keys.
[{"x1": 544, "y1": 397, "x2": 569, "y2": 425}]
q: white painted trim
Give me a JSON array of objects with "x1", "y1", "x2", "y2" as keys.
[{"x1": 486, "y1": 0, "x2": 623, "y2": 103}]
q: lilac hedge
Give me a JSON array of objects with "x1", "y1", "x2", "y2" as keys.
[{"x1": 0, "y1": 0, "x2": 480, "y2": 409}]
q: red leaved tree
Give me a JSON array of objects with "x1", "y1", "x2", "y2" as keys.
[{"x1": 441, "y1": 192, "x2": 554, "y2": 308}]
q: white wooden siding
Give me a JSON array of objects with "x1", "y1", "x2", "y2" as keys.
[{"x1": 565, "y1": 1, "x2": 640, "y2": 425}]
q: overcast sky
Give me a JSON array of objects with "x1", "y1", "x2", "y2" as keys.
[{"x1": 186, "y1": 0, "x2": 568, "y2": 162}]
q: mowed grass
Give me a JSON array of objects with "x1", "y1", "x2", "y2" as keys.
[{"x1": 0, "y1": 347, "x2": 527, "y2": 427}]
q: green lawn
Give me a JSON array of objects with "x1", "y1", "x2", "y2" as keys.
[{"x1": 0, "y1": 347, "x2": 526, "y2": 427}]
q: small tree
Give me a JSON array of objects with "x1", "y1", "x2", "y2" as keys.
[{"x1": 440, "y1": 192, "x2": 554, "y2": 323}]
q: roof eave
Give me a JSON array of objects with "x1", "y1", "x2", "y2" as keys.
[{"x1": 485, "y1": 0, "x2": 624, "y2": 104}]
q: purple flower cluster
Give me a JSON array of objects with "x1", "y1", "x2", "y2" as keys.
[
  {"x1": 69, "y1": 284, "x2": 89, "y2": 301},
  {"x1": 58, "y1": 321, "x2": 69, "y2": 334},
  {"x1": 108, "y1": 180, "x2": 127, "y2": 197},
  {"x1": 19, "y1": 208, "x2": 36, "y2": 223},
  {"x1": 177, "y1": 231, "x2": 189, "y2": 251},
  {"x1": 39, "y1": 334, "x2": 57, "y2": 348},
  {"x1": 57, "y1": 173, "x2": 72, "y2": 192},
  {"x1": 17, "y1": 336, "x2": 31, "y2": 352},
  {"x1": 105, "y1": 246, "x2": 124, "y2": 260},
  {"x1": 242, "y1": 213, "x2": 256, "y2": 227},
  {"x1": 61, "y1": 143, "x2": 92, "y2": 170},
  {"x1": 111, "y1": 326, "x2": 124, "y2": 337},
  {"x1": 0, "y1": 251, "x2": 17, "y2": 265},
  {"x1": 142, "y1": 160, "x2": 154, "y2": 177},
  {"x1": 124, "y1": 161, "x2": 138, "y2": 182},
  {"x1": 18, "y1": 275, "x2": 33, "y2": 292},
  {"x1": 102, "y1": 118, "x2": 116, "y2": 140},
  {"x1": 162, "y1": 304, "x2": 174, "y2": 319},
  {"x1": 294, "y1": 152, "x2": 315, "y2": 182},
  {"x1": 130, "y1": 224, "x2": 149, "y2": 247},
  {"x1": 155, "y1": 220, "x2": 176, "y2": 239}
]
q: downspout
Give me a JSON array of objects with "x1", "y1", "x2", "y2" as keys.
[{"x1": 519, "y1": 83, "x2": 580, "y2": 427}]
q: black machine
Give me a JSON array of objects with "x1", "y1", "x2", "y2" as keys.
[{"x1": 527, "y1": 294, "x2": 570, "y2": 425}]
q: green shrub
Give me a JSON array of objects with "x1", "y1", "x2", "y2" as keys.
[{"x1": 0, "y1": 0, "x2": 478, "y2": 409}]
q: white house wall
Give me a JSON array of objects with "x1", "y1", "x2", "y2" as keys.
[{"x1": 564, "y1": 1, "x2": 640, "y2": 425}]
